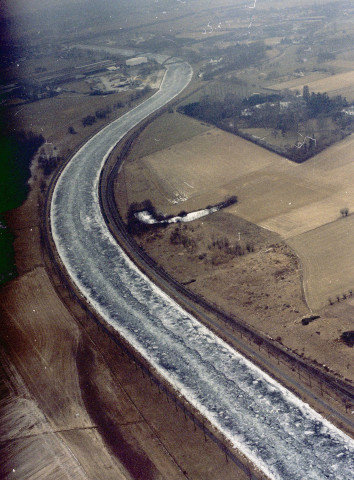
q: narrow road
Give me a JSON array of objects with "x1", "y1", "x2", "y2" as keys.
[{"x1": 51, "y1": 59, "x2": 354, "y2": 480}]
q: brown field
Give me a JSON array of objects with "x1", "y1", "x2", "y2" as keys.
[
  {"x1": 270, "y1": 70, "x2": 354, "y2": 100},
  {"x1": 327, "y1": 59, "x2": 354, "y2": 71},
  {"x1": 121, "y1": 114, "x2": 354, "y2": 314},
  {"x1": 116, "y1": 109, "x2": 353, "y2": 386},
  {"x1": 264, "y1": 37, "x2": 282, "y2": 46},
  {"x1": 120, "y1": 127, "x2": 289, "y2": 217},
  {"x1": 288, "y1": 216, "x2": 354, "y2": 311},
  {"x1": 176, "y1": 30, "x2": 230, "y2": 41}
]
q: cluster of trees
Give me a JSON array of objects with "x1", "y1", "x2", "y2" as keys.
[
  {"x1": 128, "y1": 86, "x2": 152, "y2": 103},
  {"x1": 208, "y1": 236, "x2": 254, "y2": 256},
  {"x1": 113, "y1": 100, "x2": 125, "y2": 109},
  {"x1": 182, "y1": 90, "x2": 348, "y2": 132},
  {"x1": 81, "y1": 105, "x2": 114, "y2": 126},
  {"x1": 15, "y1": 80, "x2": 59, "y2": 102},
  {"x1": 302, "y1": 85, "x2": 348, "y2": 117},
  {"x1": 126, "y1": 199, "x2": 189, "y2": 235},
  {"x1": 181, "y1": 93, "x2": 302, "y2": 142},
  {"x1": 317, "y1": 52, "x2": 336, "y2": 63},
  {"x1": 209, "y1": 196, "x2": 238, "y2": 210},
  {"x1": 38, "y1": 153, "x2": 63, "y2": 176},
  {"x1": 181, "y1": 87, "x2": 352, "y2": 163},
  {"x1": 239, "y1": 104, "x2": 301, "y2": 134},
  {"x1": 286, "y1": 141, "x2": 321, "y2": 163},
  {"x1": 340, "y1": 207, "x2": 349, "y2": 217},
  {"x1": 340, "y1": 331, "x2": 354, "y2": 347},
  {"x1": 95, "y1": 106, "x2": 112, "y2": 119},
  {"x1": 180, "y1": 95, "x2": 241, "y2": 126},
  {"x1": 329, "y1": 289, "x2": 353, "y2": 306},
  {"x1": 82, "y1": 115, "x2": 97, "y2": 127},
  {"x1": 126, "y1": 196, "x2": 238, "y2": 236}
]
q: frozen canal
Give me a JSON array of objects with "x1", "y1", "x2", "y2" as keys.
[{"x1": 51, "y1": 59, "x2": 354, "y2": 480}]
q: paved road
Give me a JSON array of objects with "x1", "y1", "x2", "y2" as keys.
[{"x1": 51, "y1": 60, "x2": 354, "y2": 480}]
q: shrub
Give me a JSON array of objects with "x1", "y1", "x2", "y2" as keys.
[
  {"x1": 170, "y1": 227, "x2": 196, "y2": 251},
  {"x1": 114, "y1": 101, "x2": 125, "y2": 109},
  {"x1": 177, "y1": 210, "x2": 188, "y2": 217},
  {"x1": 38, "y1": 155, "x2": 62, "y2": 176},
  {"x1": 82, "y1": 115, "x2": 96, "y2": 127},
  {"x1": 301, "y1": 315, "x2": 320, "y2": 326},
  {"x1": 95, "y1": 106, "x2": 111, "y2": 119},
  {"x1": 126, "y1": 201, "x2": 153, "y2": 235},
  {"x1": 246, "y1": 242, "x2": 254, "y2": 253},
  {"x1": 340, "y1": 331, "x2": 354, "y2": 347},
  {"x1": 340, "y1": 207, "x2": 349, "y2": 217}
]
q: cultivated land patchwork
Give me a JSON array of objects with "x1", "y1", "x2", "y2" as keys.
[{"x1": 128, "y1": 127, "x2": 354, "y2": 310}]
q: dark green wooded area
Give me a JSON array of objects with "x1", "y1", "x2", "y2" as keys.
[{"x1": 0, "y1": 114, "x2": 44, "y2": 285}]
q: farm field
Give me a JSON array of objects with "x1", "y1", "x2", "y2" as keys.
[
  {"x1": 268, "y1": 72, "x2": 334, "y2": 91},
  {"x1": 288, "y1": 216, "x2": 354, "y2": 311},
  {"x1": 270, "y1": 70, "x2": 354, "y2": 101},
  {"x1": 260, "y1": 134, "x2": 354, "y2": 237},
  {"x1": 121, "y1": 127, "x2": 290, "y2": 216},
  {"x1": 123, "y1": 120, "x2": 354, "y2": 312}
]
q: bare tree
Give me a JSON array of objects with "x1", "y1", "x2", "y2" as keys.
[{"x1": 340, "y1": 207, "x2": 349, "y2": 217}]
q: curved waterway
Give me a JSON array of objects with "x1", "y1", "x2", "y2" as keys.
[{"x1": 51, "y1": 59, "x2": 354, "y2": 480}]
